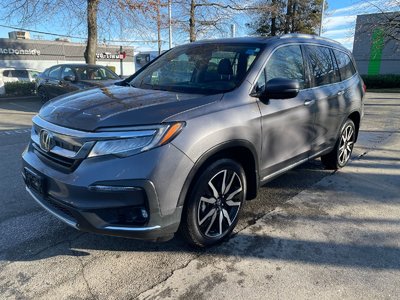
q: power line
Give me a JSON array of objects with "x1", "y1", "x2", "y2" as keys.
[{"x1": 0, "y1": 24, "x2": 165, "y2": 44}]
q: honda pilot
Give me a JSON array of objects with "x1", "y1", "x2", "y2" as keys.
[{"x1": 22, "y1": 34, "x2": 365, "y2": 247}]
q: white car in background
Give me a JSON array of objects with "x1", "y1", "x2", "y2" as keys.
[{"x1": 0, "y1": 68, "x2": 40, "y2": 95}]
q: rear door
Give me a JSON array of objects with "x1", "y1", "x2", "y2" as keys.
[
  {"x1": 256, "y1": 45, "x2": 316, "y2": 179},
  {"x1": 332, "y1": 49, "x2": 360, "y2": 115},
  {"x1": 303, "y1": 45, "x2": 343, "y2": 154}
]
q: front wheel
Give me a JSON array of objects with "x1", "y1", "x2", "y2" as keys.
[
  {"x1": 37, "y1": 87, "x2": 49, "y2": 103},
  {"x1": 321, "y1": 119, "x2": 356, "y2": 169},
  {"x1": 180, "y1": 159, "x2": 246, "y2": 247}
]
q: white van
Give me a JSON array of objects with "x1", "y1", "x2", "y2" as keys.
[{"x1": 0, "y1": 68, "x2": 40, "y2": 95}]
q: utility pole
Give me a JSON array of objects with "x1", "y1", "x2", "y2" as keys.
[
  {"x1": 168, "y1": 0, "x2": 172, "y2": 49},
  {"x1": 319, "y1": 0, "x2": 325, "y2": 36},
  {"x1": 119, "y1": 45, "x2": 123, "y2": 76},
  {"x1": 230, "y1": 24, "x2": 236, "y2": 38},
  {"x1": 157, "y1": 0, "x2": 162, "y2": 55}
]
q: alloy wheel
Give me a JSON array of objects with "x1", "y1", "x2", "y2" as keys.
[
  {"x1": 338, "y1": 124, "x2": 355, "y2": 165},
  {"x1": 38, "y1": 88, "x2": 49, "y2": 103},
  {"x1": 197, "y1": 169, "x2": 243, "y2": 238}
]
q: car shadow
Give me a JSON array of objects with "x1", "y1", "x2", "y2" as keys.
[{"x1": 3, "y1": 156, "x2": 400, "y2": 272}]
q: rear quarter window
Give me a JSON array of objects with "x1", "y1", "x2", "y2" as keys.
[{"x1": 333, "y1": 49, "x2": 356, "y2": 81}]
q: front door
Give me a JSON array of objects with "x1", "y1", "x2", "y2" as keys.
[
  {"x1": 255, "y1": 45, "x2": 316, "y2": 180},
  {"x1": 46, "y1": 66, "x2": 63, "y2": 98},
  {"x1": 59, "y1": 66, "x2": 79, "y2": 96}
]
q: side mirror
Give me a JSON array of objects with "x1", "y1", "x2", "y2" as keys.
[
  {"x1": 63, "y1": 75, "x2": 76, "y2": 82},
  {"x1": 261, "y1": 78, "x2": 300, "y2": 101}
]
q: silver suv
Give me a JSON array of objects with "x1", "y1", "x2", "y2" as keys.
[{"x1": 22, "y1": 34, "x2": 365, "y2": 247}]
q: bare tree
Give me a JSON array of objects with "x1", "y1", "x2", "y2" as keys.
[
  {"x1": 354, "y1": 0, "x2": 400, "y2": 42},
  {"x1": 248, "y1": 0, "x2": 324, "y2": 36},
  {"x1": 85, "y1": 0, "x2": 100, "y2": 64},
  {"x1": 2, "y1": 0, "x2": 147, "y2": 63},
  {"x1": 173, "y1": 0, "x2": 257, "y2": 42}
]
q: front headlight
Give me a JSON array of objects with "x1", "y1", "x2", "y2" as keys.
[{"x1": 88, "y1": 122, "x2": 184, "y2": 158}]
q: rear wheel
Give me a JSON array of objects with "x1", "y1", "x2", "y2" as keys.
[
  {"x1": 321, "y1": 119, "x2": 356, "y2": 169},
  {"x1": 180, "y1": 159, "x2": 246, "y2": 247},
  {"x1": 38, "y1": 87, "x2": 49, "y2": 103}
]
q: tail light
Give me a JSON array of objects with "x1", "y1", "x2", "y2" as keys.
[{"x1": 362, "y1": 82, "x2": 367, "y2": 94}]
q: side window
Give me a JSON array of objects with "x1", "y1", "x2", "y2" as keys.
[
  {"x1": 3, "y1": 70, "x2": 11, "y2": 77},
  {"x1": 333, "y1": 50, "x2": 356, "y2": 81},
  {"x1": 12, "y1": 70, "x2": 29, "y2": 78},
  {"x1": 61, "y1": 67, "x2": 75, "y2": 79},
  {"x1": 306, "y1": 45, "x2": 337, "y2": 87},
  {"x1": 48, "y1": 66, "x2": 62, "y2": 80},
  {"x1": 265, "y1": 45, "x2": 306, "y2": 89}
]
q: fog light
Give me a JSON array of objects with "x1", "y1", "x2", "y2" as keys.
[{"x1": 141, "y1": 208, "x2": 148, "y2": 219}]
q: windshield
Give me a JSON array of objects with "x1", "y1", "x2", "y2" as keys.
[
  {"x1": 130, "y1": 44, "x2": 263, "y2": 94},
  {"x1": 74, "y1": 66, "x2": 119, "y2": 80}
]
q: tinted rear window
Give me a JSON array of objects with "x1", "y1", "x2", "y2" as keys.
[
  {"x1": 12, "y1": 70, "x2": 29, "y2": 78},
  {"x1": 333, "y1": 49, "x2": 356, "y2": 80}
]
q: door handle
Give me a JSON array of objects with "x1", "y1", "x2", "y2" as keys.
[
  {"x1": 304, "y1": 99, "x2": 315, "y2": 106},
  {"x1": 337, "y1": 90, "x2": 345, "y2": 96}
]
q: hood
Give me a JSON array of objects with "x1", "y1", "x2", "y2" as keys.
[
  {"x1": 78, "y1": 79, "x2": 119, "y2": 88},
  {"x1": 39, "y1": 85, "x2": 221, "y2": 131}
]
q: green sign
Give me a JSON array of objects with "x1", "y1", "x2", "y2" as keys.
[{"x1": 367, "y1": 28, "x2": 385, "y2": 75}]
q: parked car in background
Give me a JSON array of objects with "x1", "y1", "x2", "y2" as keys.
[
  {"x1": 0, "y1": 68, "x2": 40, "y2": 95},
  {"x1": 36, "y1": 64, "x2": 121, "y2": 102},
  {"x1": 23, "y1": 34, "x2": 365, "y2": 247}
]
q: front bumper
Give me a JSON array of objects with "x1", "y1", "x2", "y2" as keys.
[
  {"x1": 22, "y1": 141, "x2": 193, "y2": 241},
  {"x1": 24, "y1": 185, "x2": 181, "y2": 241}
]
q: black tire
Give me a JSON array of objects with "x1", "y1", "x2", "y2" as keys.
[
  {"x1": 180, "y1": 159, "x2": 246, "y2": 248},
  {"x1": 37, "y1": 87, "x2": 49, "y2": 103},
  {"x1": 321, "y1": 119, "x2": 356, "y2": 170}
]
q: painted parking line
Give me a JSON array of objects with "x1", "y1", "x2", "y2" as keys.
[{"x1": 0, "y1": 128, "x2": 31, "y2": 136}]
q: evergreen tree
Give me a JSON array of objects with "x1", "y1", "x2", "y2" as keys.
[{"x1": 249, "y1": 0, "x2": 324, "y2": 36}]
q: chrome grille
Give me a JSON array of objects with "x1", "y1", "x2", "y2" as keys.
[{"x1": 31, "y1": 119, "x2": 94, "y2": 172}]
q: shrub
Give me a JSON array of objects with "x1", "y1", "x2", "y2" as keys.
[
  {"x1": 4, "y1": 81, "x2": 36, "y2": 96},
  {"x1": 361, "y1": 74, "x2": 400, "y2": 89}
]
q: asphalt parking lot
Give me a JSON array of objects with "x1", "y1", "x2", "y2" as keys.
[{"x1": 0, "y1": 92, "x2": 399, "y2": 299}]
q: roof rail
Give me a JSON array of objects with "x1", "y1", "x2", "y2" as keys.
[{"x1": 279, "y1": 33, "x2": 341, "y2": 45}]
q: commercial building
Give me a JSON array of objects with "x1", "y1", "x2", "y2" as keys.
[
  {"x1": 0, "y1": 32, "x2": 135, "y2": 75},
  {"x1": 352, "y1": 12, "x2": 400, "y2": 75}
]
